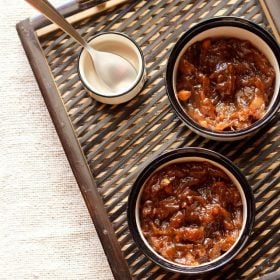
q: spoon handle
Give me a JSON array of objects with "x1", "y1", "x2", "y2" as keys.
[{"x1": 25, "y1": 0, "x2": 88, "y2": 49}]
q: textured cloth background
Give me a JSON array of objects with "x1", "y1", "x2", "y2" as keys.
[{"x1": 0, "y1": 1, "x2": 114, "y2": 279}]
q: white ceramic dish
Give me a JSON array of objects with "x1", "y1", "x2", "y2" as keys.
[{"x1": 78, "y1": 32, "x2": 146, "y2": 104}]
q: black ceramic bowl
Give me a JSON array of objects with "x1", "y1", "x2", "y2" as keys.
[
  {"x1": 166, "y1": 17, "x2": 280, "y2": 141},
  {"x1": 127, "y1": 147, "x2": 255, "y2": 274}
]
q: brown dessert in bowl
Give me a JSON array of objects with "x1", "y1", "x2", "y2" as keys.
[
  {"x1": 127, "y1": 147, "x2": 255, "y2": 274},
  {"x1": 176, "y1": 38, "x2": 275, "y2": 131},
  {"x1": 165, "y1": 17, "x2": 280, "y2": 141},
  {"x1": 139, "y1": 161, "x2": 243, "y2": 266}
]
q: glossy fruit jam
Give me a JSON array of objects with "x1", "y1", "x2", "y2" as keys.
[
  {"x1": 176, "y1": 38, "x2": 275, "y2": 131},
  {"x1": 139, "y1": 161, "x2": 243, "y2": 266}
]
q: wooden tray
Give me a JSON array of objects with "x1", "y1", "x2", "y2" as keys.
[{"x1": 17, "y1": 0, "x2": 280, "y2": 279}]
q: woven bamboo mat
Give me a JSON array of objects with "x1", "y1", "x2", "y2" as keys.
[{"x1": 17, "y1": 0, "x2": 280, "y2": 279}]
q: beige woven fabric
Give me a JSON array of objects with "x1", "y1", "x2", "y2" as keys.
[{"x1": 0, "y1": 1, "x2": 113, "y2": 279}]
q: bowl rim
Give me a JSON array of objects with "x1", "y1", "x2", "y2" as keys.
[
  {"x1": 165, "y1": 16, "x2": 280, "y2": 139},
  {"x1": 127, "y1": 147, "x2": 255, "y2": 274},
  {"x1": 78, "y1": 31, "x2": 145, "y2": 98}
]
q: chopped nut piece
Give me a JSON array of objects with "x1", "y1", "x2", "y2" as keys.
[
  {"x1": 160, "y1": 178, "x2": 171, "y2": 186},
  {"x1": 202, "y1": 38, "x2": 211, "y2": 49},
  {"x1": 177, "y1": 90, "x2": 191, "y2": 102}
]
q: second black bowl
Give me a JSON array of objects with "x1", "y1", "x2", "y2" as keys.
[
  {"x1": 127, "y1": 147, "x2": 255, "y2": 274},
  {"x1": 165, "y1": 17, "x2": 280, "y2": 141}
]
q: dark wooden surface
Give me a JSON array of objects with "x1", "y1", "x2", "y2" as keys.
[
  {"x1": 17, "y1": 0, "x2": 280, "y2": 279},
  {"x1": 259, "y1": 0, "x2": 280, "y2": 43},
  {"x1": 263, "y1": 0, "x2": 280, "y2": 33},
  {"x1": 31, "y1": 0, "x2": 78, "y2": 29},
  {"x1": 30, "y1": 0, "x2": 108, "y2": 30}
]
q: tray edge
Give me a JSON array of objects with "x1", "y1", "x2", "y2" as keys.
[{"x1": 16, "y1": 18, "x2": 131, "y2": 280}]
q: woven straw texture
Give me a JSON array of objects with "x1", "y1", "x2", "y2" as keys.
[
  {"x1": 0, "y1": 0, "x2": 113, "y2": 279},
  {"x1": 27, "y1": 0, "x2": 280, "y2": 279}
]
